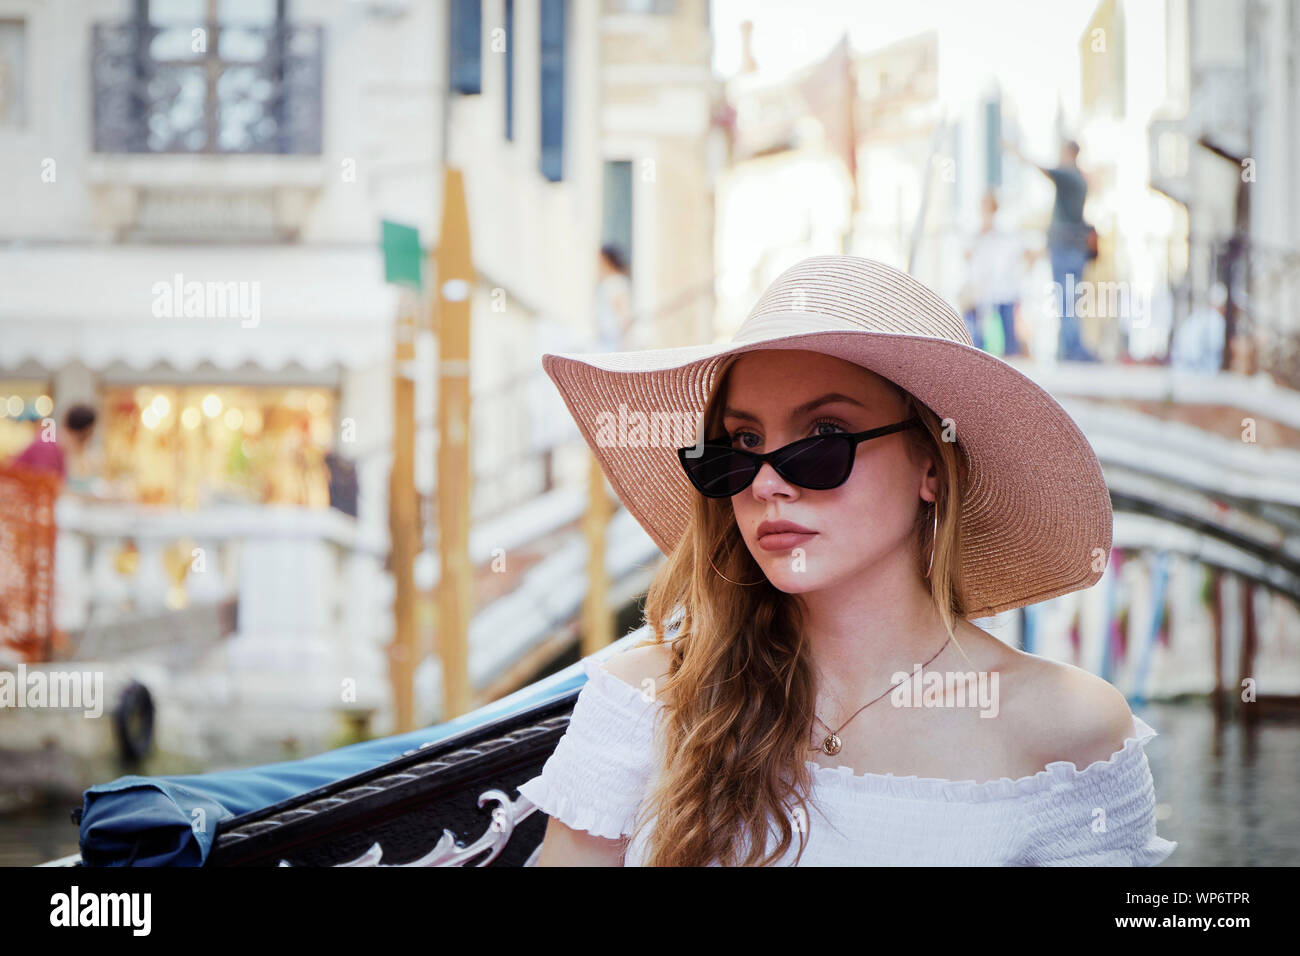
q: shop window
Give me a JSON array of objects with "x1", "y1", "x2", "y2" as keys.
[
  {"x1": 100, "y1": 384, "x2": 337, "y2": 507},
  {"x1": 0, "y1": 383, "x2": 55, "y2": 462}
]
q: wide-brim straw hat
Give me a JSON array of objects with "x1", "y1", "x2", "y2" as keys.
[{"x1": 542, "y1": 255, "x2": 1111, "y2": 618}]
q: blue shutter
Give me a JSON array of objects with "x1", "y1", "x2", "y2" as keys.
[
  {"x1": 539, "y1": 0, "x2": 566, "y2": 181},
  {"x1": 449, "y1": 0, "x2": 481, "y2": 95},
  {"x1": 504, "y1": 0, "x2": 514, "y2": 140}
]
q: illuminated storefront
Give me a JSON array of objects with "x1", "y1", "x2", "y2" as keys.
[
  {"x1": 0, "y1": 382, "x2": 56, "y2": 462},
  {"x1": 100, "y1": 384, "x2": 337, "y2": 508}
]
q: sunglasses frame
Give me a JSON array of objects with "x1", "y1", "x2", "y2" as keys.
[{"x1": 677, "y1": 416, "x2": 924, "y2": 498}]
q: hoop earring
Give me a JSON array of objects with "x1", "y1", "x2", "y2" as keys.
[
  {"x1": 708, "y1": 553, "x2": 765, "y2": 586},
  {"x1": 925, "y1": 501, "x2": 938, "y2": 578}
]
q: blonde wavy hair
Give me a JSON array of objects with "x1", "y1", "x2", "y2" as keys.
[{"x1": 626, "y1": 354, "x2": 975, "y2": 866}]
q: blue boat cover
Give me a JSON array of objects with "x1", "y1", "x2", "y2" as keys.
[{"x1": 77, "y1": 646, "x2": 615, "y2": 866}]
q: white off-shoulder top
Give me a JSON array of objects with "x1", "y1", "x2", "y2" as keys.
[{"x1": 518, "y1": 656, "x2": 1178, "y2": 866}]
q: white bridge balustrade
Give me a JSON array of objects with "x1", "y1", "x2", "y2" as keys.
[{"x1": 52, "y1": 498, "x2": 393, "y2": 757}]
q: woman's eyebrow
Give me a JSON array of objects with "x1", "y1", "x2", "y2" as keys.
[{"x1": 722, "y1": 393, "x2": 867, "y2": 423}]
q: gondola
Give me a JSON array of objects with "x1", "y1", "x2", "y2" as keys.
[
  {"x1": 47, "y1": 628, "x2": 661, "y2": 867},
  {"x1": 208, "y1": 685, "x2": 574, "y2": 867}
]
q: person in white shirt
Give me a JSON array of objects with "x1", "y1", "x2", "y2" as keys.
[
  {"x1": 961, "y1": 191, "x2": 1026, "y2": 357},
  {"x1": 593, "y1": 243, "x2": 634, "y2": 352},
  {"x1": 1170, "y1": 282, "x2": 1227, "y2": 373}
]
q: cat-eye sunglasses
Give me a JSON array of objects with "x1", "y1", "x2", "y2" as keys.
[{"x1": 677, "y1": 416, "x2": 922, "y2": 498}]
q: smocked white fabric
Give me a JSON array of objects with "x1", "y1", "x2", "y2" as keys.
[{"x1": 517, "y1": 657, "x2": 1179, "y2": 866}]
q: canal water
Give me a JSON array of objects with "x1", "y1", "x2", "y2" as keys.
[{"x1": 2, "y1": 700, "x2": 1296, "y2": 866}]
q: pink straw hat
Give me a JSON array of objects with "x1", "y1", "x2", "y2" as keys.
[{"x1": 542, "y1": 254, "x2": 1112, "y2": 618}]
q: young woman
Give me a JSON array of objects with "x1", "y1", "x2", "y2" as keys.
[{"x1": 518, "y1": 255, "x2": 1176, "y2": 866}]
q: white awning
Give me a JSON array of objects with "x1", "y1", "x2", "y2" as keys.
[{"x1": 0, "y1": 244, "x2": 401, "y2": 372}]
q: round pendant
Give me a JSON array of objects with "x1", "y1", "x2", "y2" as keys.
[{"x1": 822, "y1": 733, "x2": 842, "y2": 756}]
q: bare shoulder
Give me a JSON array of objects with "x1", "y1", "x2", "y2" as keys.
[
  {"x1": 997, "y1": 642, "x2": 1137, "y2": 769},
  {"x1": 598, "y1": 640, "x2": 676, "y2": 707},
  {"x1": 949, "y1": 618, "x2": 1021, "y2": 672}
]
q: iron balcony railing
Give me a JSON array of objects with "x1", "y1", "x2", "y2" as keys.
[{"x1": 91, "y1": 18, "x2": 323, "y2": 155}]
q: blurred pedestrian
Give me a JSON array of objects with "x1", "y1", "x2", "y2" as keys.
[
  {"x1": 594, "y1": 243, "x2": 634, "y2": 351},
  {"x1": 1170, "y1": 282, "x2": 1227, "y2": 373},
  {"x1": 1003, "y1": 137, "x2": 1098, "y2": 362},
  {"x1": 960, "y1": 190, "x2": 1025, "y2": 357},
  {"x1": 325, "y1": 449, "x2": 359, "y2": 517},
  {"x1": 8, "y1": 402, "x2": 96, "y2": 483}
]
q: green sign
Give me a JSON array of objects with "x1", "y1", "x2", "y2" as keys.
[{"x1": 382, "y1": 220, "x2": 423, "y2": 289}]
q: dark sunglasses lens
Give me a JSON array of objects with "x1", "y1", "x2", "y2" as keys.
[
  {"x1": 772, "y1": 435, "x2": 854, "y2": 489},
  {"x1": 682, "y1": 444, "x2": 758, "y2": 497}
]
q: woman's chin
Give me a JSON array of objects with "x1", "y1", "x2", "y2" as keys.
[{"x1": 759, "y1": 569, "x2": 826, "y2": 594}]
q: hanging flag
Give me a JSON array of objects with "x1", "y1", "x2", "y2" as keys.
[
  {"x1": 794, "y1": 33, "x2": 858, "y2": 185},
  {"x1": 381, "y1": 219, "x2": 423, "y2": 290}
]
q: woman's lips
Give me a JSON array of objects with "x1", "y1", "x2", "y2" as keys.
[{"x1": 757, "y1": 531, "x2": 818, "y2": 552}]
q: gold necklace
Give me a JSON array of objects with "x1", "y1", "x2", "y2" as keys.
[{"x1": 810, "y1": 635, "x2": 952, "y2": 756}]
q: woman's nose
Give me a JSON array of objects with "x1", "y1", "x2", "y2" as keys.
[{"x1": 749, "y1": 461, "x2": 798, "y2": 499}]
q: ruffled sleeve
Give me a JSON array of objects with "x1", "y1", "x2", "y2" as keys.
[
  {"x1": 1015, "y1": 714, "x2": 1178, "y2": 866},
  {"x1": 516, "y1": 656, "x2": 663, "y2": 840}
]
